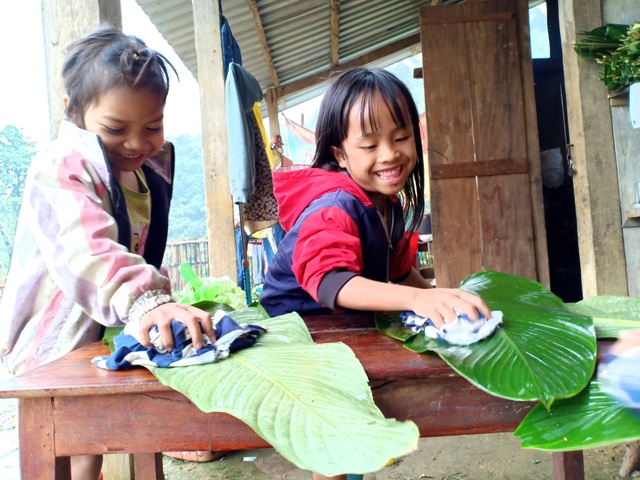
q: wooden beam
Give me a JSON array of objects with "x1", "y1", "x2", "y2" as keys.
[
  {"x1": 245, "y1": 0, "x2": 286, "y2": 109},
  {"x1": 330, "y1": 0, "x2": 340, "y2": 67},
  {"x1": 41, "y1": 0, "x2": 122, "y2": 139},
  {"x1": 98, "y1": 0, "x2": 122, "y2": 26},
  {"x1": 246, "y1": 0, "x2": 280, "y2": 90},
  {"x1": 558, "y1": 0, "x2": 627, "y2": 296},
  {"x1": 277, "y1": 33, "x2": 421, "y2": 98},
  {"x1": 192, "y1": 0, "x2": 236, "y2": 278},
  {"x1": 265, "y1": 88, "x2": 280, "y2": 138},
  {"x1": 515, "y1": 0, "x2": 549, "y2": 288}
]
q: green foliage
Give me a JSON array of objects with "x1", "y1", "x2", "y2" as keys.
[
  {"x1": 515, "y1": 379, "x2": 640, "y2": 451},
  {"x1": 573, "y1": 24, "x2": 629, "y2": 60},
  {"x1": 573, "y1": 23, "x2": 640, "y2": 92},
  {"x1": 166, "y1": 133, "x2": 207, "y2": 241},
  {"x1": 376, "y1": 271, "x2": 597, "y2": 409},
  {"x1": 151, "y1": 307, "x2": 420, "y2": 476},
  {"x1": 174, "y1": 263, "x2": 247, "y2": 309},
  {"x1": 0, "y1": 125, "x2": 35, "y2": 274},
  {"x1": 565, "y1": 295, "x2": 640, "y2": 339},
  {"x1": 515, "y1": 297, "x2": 640, "y2": 450},
  {"x1": 378, "y1": 272, "x2": 640, "y2": 451}
]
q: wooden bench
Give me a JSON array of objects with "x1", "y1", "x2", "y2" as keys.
[{"x1": 0, "y1": 313, "x2": 588, "y2": 479}]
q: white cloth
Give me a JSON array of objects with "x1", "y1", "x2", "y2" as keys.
[{"x1": 401, "y1": 310, "x2": 503, "y2": 346}]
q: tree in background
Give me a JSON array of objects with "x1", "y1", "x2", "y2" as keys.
[
  {"x1": 167, "y1": 133, "x2": 207, "y2": 241},
  {"x1": 0, "y1": 125, "x2": 35, "y2": 277}
]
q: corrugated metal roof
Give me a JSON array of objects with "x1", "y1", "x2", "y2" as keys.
[{"x1": 135, "y1": 0, "x2": 539, "y2": 111}]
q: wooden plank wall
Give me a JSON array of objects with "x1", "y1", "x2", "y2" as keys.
[{"x1": 420, "y1": 0, "x2": 548, "y2": 288}]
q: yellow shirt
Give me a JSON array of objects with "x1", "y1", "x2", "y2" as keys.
[{"x1": 122, "y1": 169, "x2": 152, "y2": 255}]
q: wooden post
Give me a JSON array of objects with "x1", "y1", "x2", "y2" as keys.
[
  {"x1": 515, "y1": 0, "x2": 550, "y2": 288},
  {"x1": 192, "y1": 0, "x2": 237, "y2": 278},
  {"x1": 41, "y1": 0, "x2": 121, "y2": 139},
  {"x1": 558, "y1": 0, "x2": 628, "y2": 297},
  {"x1": 265, "y1": 88, "x2": 280, "y2": 139}
]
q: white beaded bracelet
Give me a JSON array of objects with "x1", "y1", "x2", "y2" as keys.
[{"x1": 128, "y1": 290, "x2": 174, "y2": 323}]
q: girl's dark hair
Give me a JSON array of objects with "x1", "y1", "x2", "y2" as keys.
[
  {"x1": 310, "y1": 67, "x2": 425, "y2": 232},
  {"x1": 62, "y1": 24, "x2": 177, "y2": 126}
]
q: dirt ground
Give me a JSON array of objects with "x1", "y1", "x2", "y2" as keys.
[
  {"x1": 0, "y1": 397, "x2": 637, "y2": 480},
  {"x1": 159, "y1": 436, "x2": 633, "y2": 480}
]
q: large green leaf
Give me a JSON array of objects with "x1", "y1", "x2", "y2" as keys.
[
  {"x1": 565, "y1": 296, "x2": 640, "y2": 339},
  {"x1": 150, "y1": 308, "x2": 419, "y2": 476},
  {"x1": 377, "y1": 271, "x2": 597, "y2": 409},
  {"x1": 515, "y1": 378, "x2": 640, "y2": 450}
]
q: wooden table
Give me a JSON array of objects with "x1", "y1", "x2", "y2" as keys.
[{"x1": 0, "y1": 313, "x2": 586, "y2": 479}]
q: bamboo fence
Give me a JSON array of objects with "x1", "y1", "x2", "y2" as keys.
[{"x1": 163, "y1": 239, "x2": 210, "y2": 293}]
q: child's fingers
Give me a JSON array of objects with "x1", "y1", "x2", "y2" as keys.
[
  {"x1": 426, "y1": 309, "x2": 446, "y2": 328},
  {"x1": 419, "y1": 290, "x2": 490, "y2": 327},
  {"x1": 182, "y1": 305, "x2": 217, "y2": 346},
  {"x1": 173, "y1": 310, "x2": 206, "y2": 350},
  {"x1": 137, "y1": 324, "x2": 153, "y2": 348},
  {"x1": 456, "y1": 290, "x2": 492, "y2": 319}
]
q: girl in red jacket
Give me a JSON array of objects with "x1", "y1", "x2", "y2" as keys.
[{"x1": 261, "y1": 67, "x2": 490, "y2": 331}]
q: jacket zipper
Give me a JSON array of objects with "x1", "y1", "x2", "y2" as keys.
[{"x1": 376, "y1": 207, "x2": 393, "y2": 283}]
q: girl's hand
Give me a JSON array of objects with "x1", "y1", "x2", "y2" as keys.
[
  {"x1": 609, "y1": 329, "x2": 640, "y2": 357},
  {"x1": 139, "y1": 303, "x2": 216, "y2": 351},
  {"x1": 411, "y1": 288, "x2": 491, "y2": 329}
]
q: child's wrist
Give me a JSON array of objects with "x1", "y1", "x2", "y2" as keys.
[{"x1": 128, "y1": 290, "x2": 174, "y2": 323}]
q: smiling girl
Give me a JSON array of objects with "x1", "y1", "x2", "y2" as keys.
[
  {"x1": 0, "y1": 25, "x2": 216, "y2": 479},
  {"x1": 260, "y1": 67, "x2": 489, "y2": 333}
]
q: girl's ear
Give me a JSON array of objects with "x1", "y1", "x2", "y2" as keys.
[
  {"x1": 63, "y1": 95, "x2": 82, "y2": 126},
  {"x1": 331, "y1": 145, "x2": 348, "y2": 168}
]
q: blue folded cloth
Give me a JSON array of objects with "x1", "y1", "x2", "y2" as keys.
[
  {"x1": 92, "y1": 310, "x2": 266, "y2": 370},
  {"x1": 598, "y1": 347, "x2": 640, "y2": 412},
  {"x1": 400, "y1": 310, "x2": 503, "y2": 346}
]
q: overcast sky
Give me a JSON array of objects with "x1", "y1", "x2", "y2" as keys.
[{"x1": 0, "y1": 0, "x2": 202, "y2": 147}]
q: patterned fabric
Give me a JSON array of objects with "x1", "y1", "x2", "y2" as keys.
[
  {"x1": 225, "y1": 62, "x2": 277, "y2": 234},
  {"x1": 242, "y1": 112, "x2": 278, "y2": 234},
  {"x1": 400, "y1": 310, "x2": 503, "y2": 346},
  {"x1": 226, "y1": 62, "x2": 262, "y2": 204},
  {"x1": 92, "y1": 310, "x2": 266, "y2": 370},
  {"x1": 0, "y1": 121, "x2": 175, "y2": 375},
  {"x1": 598, "y1": 347, "x2": 640, "y2": 412}
]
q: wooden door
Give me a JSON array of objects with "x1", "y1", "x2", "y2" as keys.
[{"x1": 420, "y1": 0, "x2": 549, "y2": 288}]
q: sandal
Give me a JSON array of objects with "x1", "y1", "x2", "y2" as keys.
[{"x1": 163, "y1": 450, "x2": 228, "y2": 463}]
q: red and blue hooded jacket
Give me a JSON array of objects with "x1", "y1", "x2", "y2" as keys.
[{"x1": 259, "y1": 167, "x2": 415, "y2": 317}]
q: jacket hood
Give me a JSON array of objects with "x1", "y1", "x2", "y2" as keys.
[{"x1": 272, "y1": 168, "x2": 375, "y2": 231}]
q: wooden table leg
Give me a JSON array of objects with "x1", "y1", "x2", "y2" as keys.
[
  {"x1": 19, "y1": 397, "x2": 71, "y2": 479},
  {"x1": 553, "y1": 451, "x2": 585, "y2": 480},
  {"x1": 132, "y1": 452, "x2": 164, "y2": 480}
]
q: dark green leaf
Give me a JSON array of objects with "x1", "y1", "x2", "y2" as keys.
[
  {"x1": 377, "y1": 271, "x2": 597, "y2": 409},
  {"x1": 515, "y1": 379, "x2": 640, "y2": 451},
  {"x1": 565, "y1": 296, "x2": 640, "y2": 339},
  {"x1": 374, "y1": 311, "x2": 416, "y2": 341}
]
